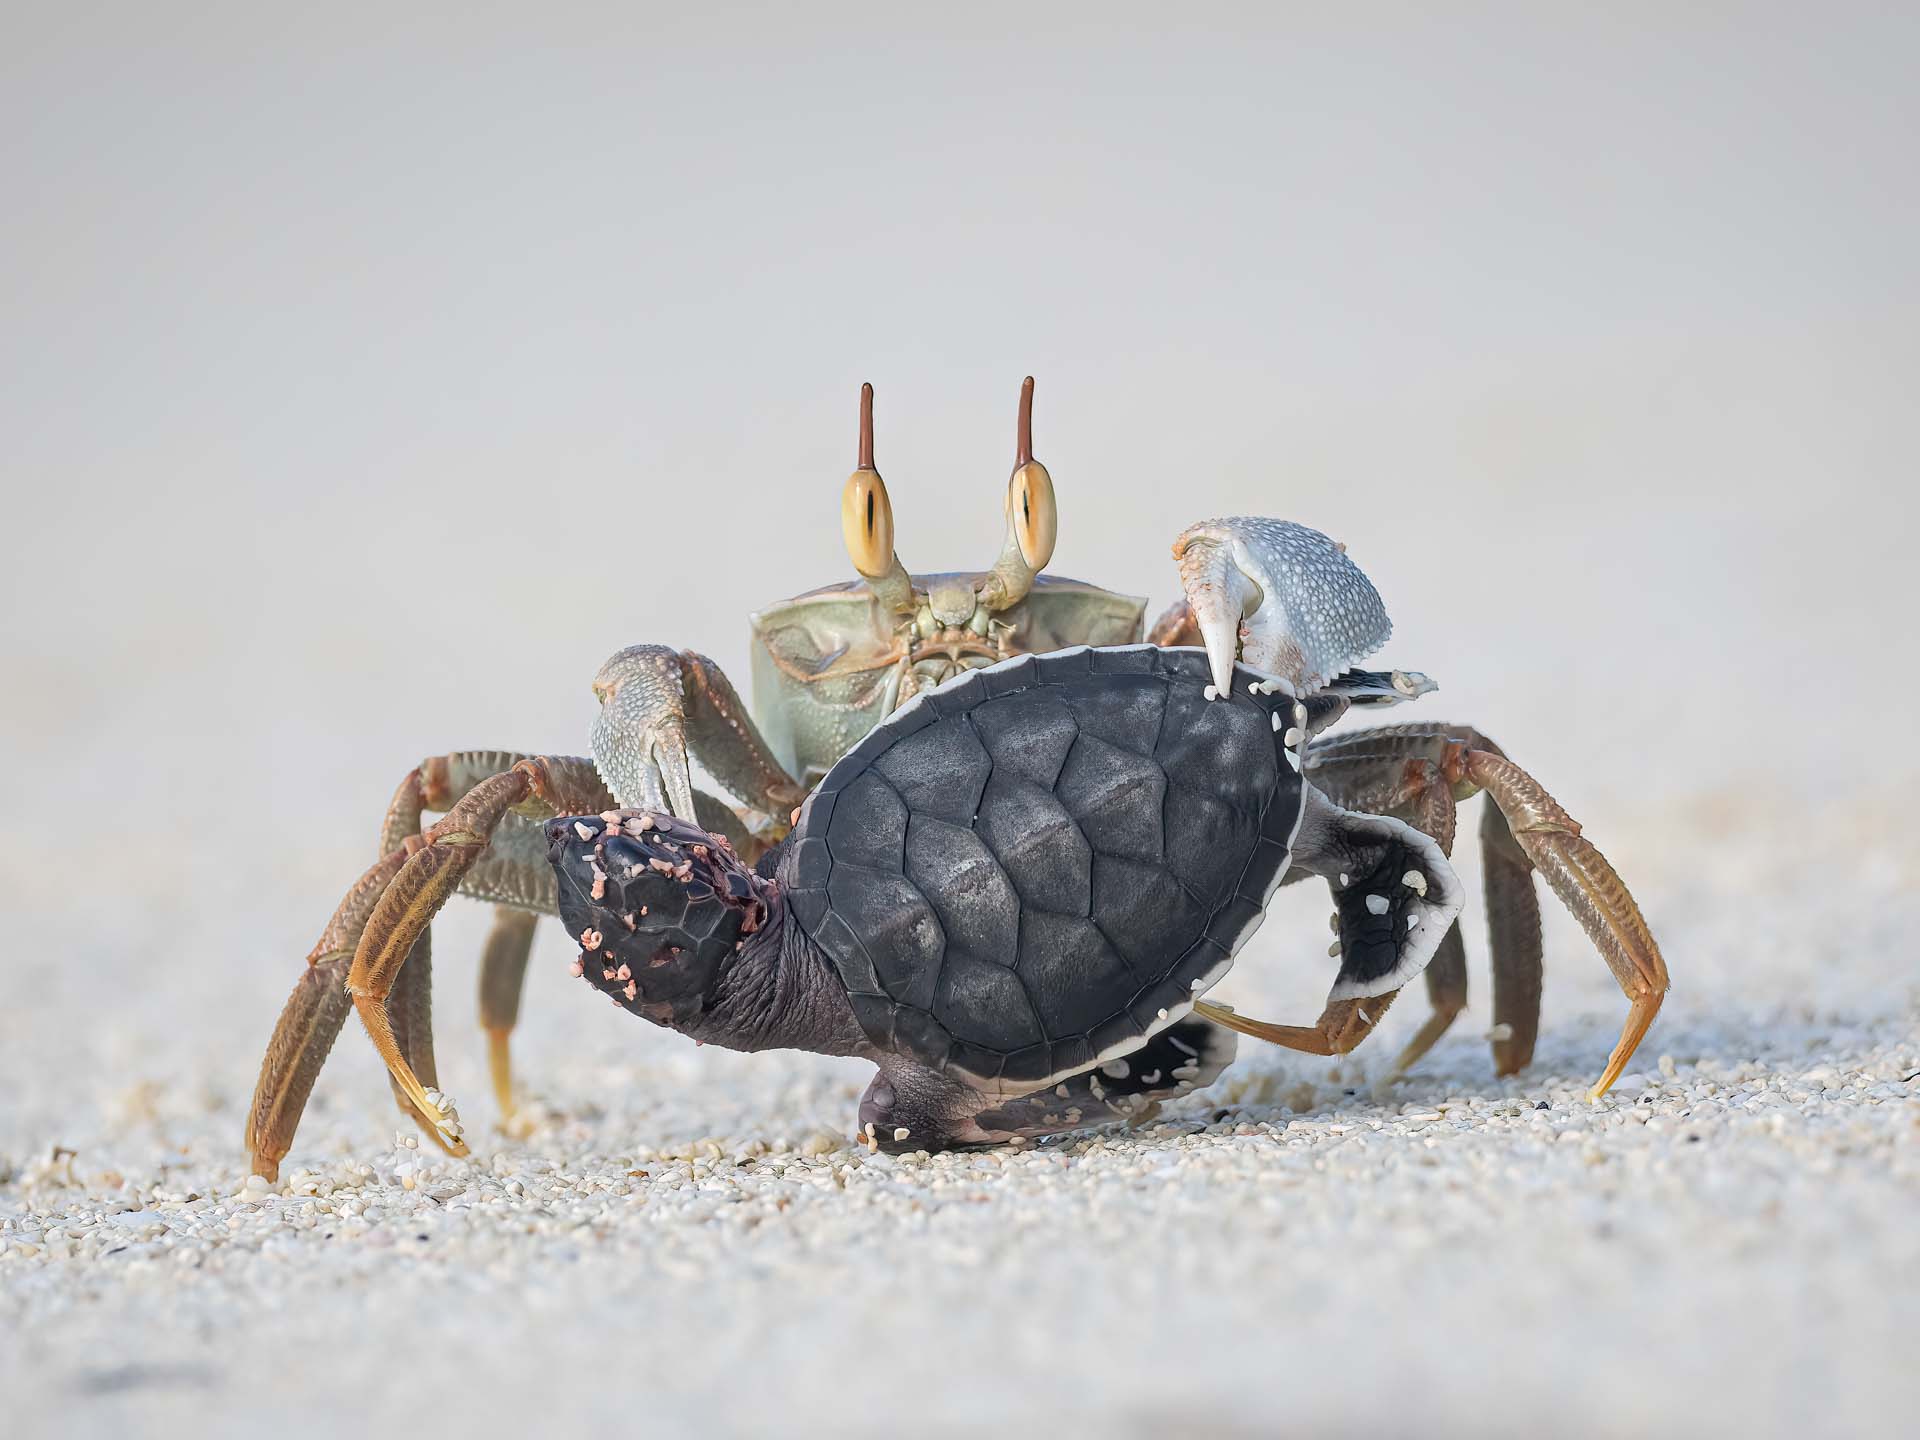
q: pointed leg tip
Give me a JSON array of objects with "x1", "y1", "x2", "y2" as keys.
[
  {"x1": 420, "y1": 1125, "x2": 471, "y2": 1159},
  {"x1": 486, "y1": 1029, "x2": 517, "y2": 1118},
  {"x1": 250, "y1": 1155, "x2": 281, "y2": 1183}
]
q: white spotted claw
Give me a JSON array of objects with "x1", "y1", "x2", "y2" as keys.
[{"x1": 1173, "y1": 517, "x2": 1393, "y2": 697}]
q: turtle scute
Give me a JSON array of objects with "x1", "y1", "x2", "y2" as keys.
[{"x1": 790, "y1": 646, "x2": 1304, "y2": 1091}]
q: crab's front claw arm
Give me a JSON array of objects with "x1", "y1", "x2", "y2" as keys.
[
  {"x1": 1171, "y1": 517, "x2": 1394, "y2": 696},
  {"x1": 591, "y1": 645, "x2": 806, "y2": 842}
]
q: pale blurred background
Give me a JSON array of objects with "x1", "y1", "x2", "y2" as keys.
[{"x1": 2, "y1": 4, "x2": 1915, "y2": 1436}]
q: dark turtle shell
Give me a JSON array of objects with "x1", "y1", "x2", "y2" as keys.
[{"x1": 784, "y1": 645, "x2": 1306, "y2": 1093}]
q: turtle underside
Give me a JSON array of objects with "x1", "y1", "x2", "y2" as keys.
[{"x1": 784, "y1": 645, "x2": 1305, "y2": 1093}]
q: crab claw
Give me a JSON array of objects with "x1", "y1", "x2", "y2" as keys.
[
  {"x1": 591, "y1": 645, "x2": 699, "y2": 819},
  {"x1": 1171, "y1": 517, "x2": 1393, "y2": 696}
]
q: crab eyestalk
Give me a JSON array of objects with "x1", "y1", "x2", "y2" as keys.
[
  {"x1": 1171, "y1": 527, "x2": 1260, "y2": 698},
  {"x1": 839, "y1": 382, "x2": 917, "y2": 617},
  {"x1": 978, "y1": 376, "x2": 1058, "y2": 615}
]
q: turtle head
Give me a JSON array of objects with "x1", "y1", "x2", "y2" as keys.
[{"x1": 544, "y1": 811, "x2": 779, "y2": 1031}]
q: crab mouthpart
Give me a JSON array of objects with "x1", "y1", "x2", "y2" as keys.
[{"x1": 1174, "y1": 534, "x2": 1258, "y2": 698}]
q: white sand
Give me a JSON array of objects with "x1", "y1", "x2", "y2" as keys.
[
  {"x1": 3, "y1": 788, "x2": 1915, "y2": 1439},
  {"x1": 5, "y1": 8, "x2": 1918, "y2": 1436}
]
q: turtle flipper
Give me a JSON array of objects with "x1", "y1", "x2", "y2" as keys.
[
  {"x1": 1292, "y1": 667, "x2": 1440, "y2": 741},
  {"x1": 856, "y1": 1020, "x2": 1237, "y2": 1153},
  {"x1": 970, "y1": 1019, "x2": 1238, "y2": 1140},
  {"x1": 1291, "y1": 785, "x2": 1465, "y2": 999},
  {"x1": 1323, "y1": 666, "x2": 1437, "y2": 706}
]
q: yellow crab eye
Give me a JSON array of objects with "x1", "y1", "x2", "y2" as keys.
[
  {"x1": 1007, "y1": 459, "x2": 1056, "y2": 572},
  {"x1": 841, "y1": 468, "x2": 896, "y2": 580}
]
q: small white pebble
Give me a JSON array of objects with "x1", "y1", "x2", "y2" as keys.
[
  {"x1": 1328, "y1": 940, "x2": 1342, "y2": 957},
  {"x1": 1365, "y1": 893, "x2": 1390, "y2": 916},
  {"x1": 572, "y1": 821, "x2": 595, "y2": 841},
  {"x1": 1406, "y1": 912, "x2": 1421, "y2": 930},
  {"x1": 1403, "y1": 870, "x2": 1427, "y2": 896},
  {"x1": 892, "y1": 1128, "x2": 910, "y2": 1142},
  {"x1": 1284, "y1": 727, "x2": 1304, "y2": 748}
]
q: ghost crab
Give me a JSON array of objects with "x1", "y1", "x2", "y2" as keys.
[{"x1": 245, "y1": 379, "x2": 1668, "y2": 1177}]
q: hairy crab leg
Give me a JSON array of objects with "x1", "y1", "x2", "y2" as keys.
[
  {"x1": 344, "y1": 760, "x2": 589, "y2": 1154},
  {"x1": 1302, "y1": 725, "x2": 1553, "y2": 1079},
  {"x1": 1195, "y1": 993, "x2": 1402, "y2": 1056},
  {"x1": 1478, "y1": 789, "x2": 1546, "y2": 1074},
  {"x1": 1145, "y1": 596, "x2": 1201, "y2": 647},
  {"x1": 246, "y1": 755, "x2": 606, "y2": 1179},
  {"x1": 1308, "y1": 727, "x2": 1665, "y2": 1096},
  {"x1": 385, "y1": 929, "x2": 451, "y2": 1150},
  {"x1": 371, "y1": 767, "x2": 452, "y2": 1145},
  {"x1": 477, "y1": 907, "x2": 538, "y2": 1125},
  {"x1": 247, "y1": 845, "x2": 411, "y2": 1181},
  {"x1": 1459, "y1": 748, "x2": 1668, "y2": 1098},
  {"x1": 1200, "y1": 721, "x2": 1664, "y2": 1098}
]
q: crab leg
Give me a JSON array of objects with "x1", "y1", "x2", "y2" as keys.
[
  {"x1": 370, "y1": 766, "x2": 453, "y2": 1141},
  {"x1": 1236, "y1": 725, "x2": 1666, "y2": 1098},
  {"x1": 246, "y1": 755, "x2": 602, "y2": 1179},
  {"x1": 246, "y1": 845, "x2": 411, "y2": 1180},
  {"x1": 1327, "y1": 726, "x2": 1663, "y2": 1095},
  {"x1": 343, "y1": 760, "x2": 564, "y2": 1159},
  {"x1": 346, "y1": 759, "x2": 604, "y2": 1153},
  {"x1": 399, "y1": 754, "x2": 610, "y2": 1132},
  {"x1": 1197, "y1": 992, "x2": 1402, "y2": 1056},
  {"x1": 1460, "y1": 747, "x2": 1667, "y2": 1098},
  {"x1": 477, "y1": 907, "x2": 538, "y2": 1124}
]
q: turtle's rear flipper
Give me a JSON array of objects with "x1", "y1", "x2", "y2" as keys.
[
  {"x1": 859, "y1": 1020, "x2": 1239, "y2": 1153},
  {"x1": 1323, "y1": 666, "x2": 1436, "y2": 705},
  {"x1": 1328, "y1": 668, "x2": 1436, "y2": 706},
  {"x1": 1292, "y1": 668, "x2": 1438, "y2": 739},
  {"x1": 969, "y1": 1019, "x2": 1238, "y2": 1143},
  {"x1": 1291, "y1": 786, "x2": 1465, "y2": 998}
]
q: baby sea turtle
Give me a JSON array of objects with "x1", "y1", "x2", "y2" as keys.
[{"x1": 546, "y1": 645, "x2": 1464, "y2": 1152}]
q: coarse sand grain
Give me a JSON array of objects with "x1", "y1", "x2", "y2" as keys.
[{"x1": 2, "y1": 788, "x2": 1915, "y2": 1439}]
